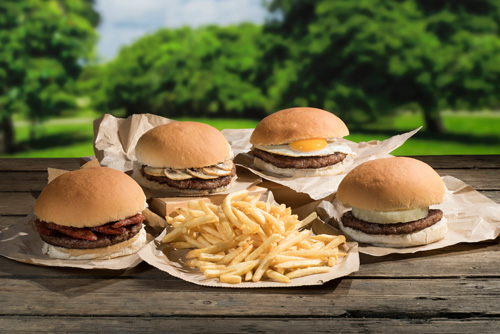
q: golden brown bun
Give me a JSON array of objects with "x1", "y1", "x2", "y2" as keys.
[
  {"x1": 41, "y1": 226, "x2": 147, "y2": 260},
  {"x1": 34, "y1": 167, "x2": 147, "y2": 228},
  {"x1": 135, "y1": 121, "x2": 231, "y2": 169},
  {"x1": 337, "y1": 157, "x2": 445, "y2": 211},
  {"x1": 250, "y1": 107, "x2": 349, "y2": 145},
  {"x1": 339, "y1": 217, "x2": 447, "y2": 247}
]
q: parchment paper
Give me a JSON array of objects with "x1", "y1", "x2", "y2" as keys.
[
  {"x1": 93, "y1": 114, "x2": 262, "y2": 198},
  {"x1": 224, "y1": 127, "x2": 421, "y2": 200},
  {"x1": 0, "y1": 161, "x2": 162, "y2": 269},
  {"x1": 139, "y1": 219, "x2": 359, "y2": 288},
  {"x1": 317, "y1": 175, "x2": 500, "y2": 256}
]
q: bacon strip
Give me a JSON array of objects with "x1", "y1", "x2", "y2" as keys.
[
  {"x1": 34, "y1": 219, "x2": 58, "y2": 236},
  {"x1": 91, "y1": 225, "x2": 126, "y2": 235},
  {"x1": 112, "y1": 213, "x2": 146, "y2": 228},
  {"x1": 46, "y1": 222, "x2": 98, "y2": 241}
]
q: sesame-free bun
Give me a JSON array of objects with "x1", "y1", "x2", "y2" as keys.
[
  {"x1": 337, "y1": 157, "x2": 445, "y2": 211},
  {"x1": 135, "y1": 121, "x2": 231, "y2": 169},
  {"x1": 250, "y1": 107, "x2": 349, "y2": 146},
  {"x1": 41, "y1": 225, "x2": 147, "y2": 260},
  {"x1": 339, "y1": 217, "x2": 448, "y2": 247},
  {"x1": 34, "y1": 167, "x2": 147, "y2": 228}
]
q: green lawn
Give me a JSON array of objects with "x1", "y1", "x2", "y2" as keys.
[{"x1": 4, "y1": 111, "x2": 500, "y2": 157}]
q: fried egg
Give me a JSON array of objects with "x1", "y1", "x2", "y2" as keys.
[{"x1": 254, "y1": 138, "x2": 352, "y2": 157}]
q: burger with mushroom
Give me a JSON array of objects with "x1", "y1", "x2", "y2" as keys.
[{"x1": 132, "y1": 121, "x2": 236, "y2": 195}]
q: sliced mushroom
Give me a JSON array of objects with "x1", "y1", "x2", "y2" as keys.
[
  {"x1": 144, "y1": 166, "x2": 167, "y2": 176},
  {"x1": 216, "y1": 160, "x2": 234, "y2": 171},
  {"x1": 186, "y1": 168, "x2": 220, "y2": 179},
  {"x1": 164, "y1": 169, "x2": 194, "y2": 180},
  {"x1": 202, "y1": 166, "x2": 232, "y2": 176}
]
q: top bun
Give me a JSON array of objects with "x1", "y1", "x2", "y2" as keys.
[
  {"x1": 34, "y1": 167, "x2": 146, "y2": 228},
  {"x1": 337, "y1": 157, "x2": 445, "y2": 211},
  {"x1": 135, "y1": 121, "x2": 231, "y2": 169},
  {"x1": 250, "y1": 107, "x2": 349, "y2": 146}
]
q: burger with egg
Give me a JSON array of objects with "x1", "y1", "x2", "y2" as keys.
[
  {"x1": 336, "y1": 157, "x2": 447, "y2": 247},
  {"x1": 132, "y1": 121, "x2": 236, "y2": 194},
  {"x1": 34, "y1": 167, "x2": 148, "y2": 260},
  {"x1": 249, "y1": 107, "x2": 351, "y2": 177}
]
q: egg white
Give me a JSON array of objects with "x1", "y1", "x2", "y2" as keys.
[{"x1": 254, "y1": 141, "x2": 352, "y2": 157}]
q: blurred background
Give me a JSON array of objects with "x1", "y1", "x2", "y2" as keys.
[{"x1": 1, "y1": 0, "x2": 500, "y2": 157}]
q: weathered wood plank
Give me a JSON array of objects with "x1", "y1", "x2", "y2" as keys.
[
  {"x1": 413, "y1": 155, "x2": 500, "y2": 169},
  {"x1": 0, "y1": 193, "x2": 36, "y2": 215},
  {"x1": 0, "y1": 277, "x2": 499, "y2": 317},
  {"x1": 0, "y1": 317, "x2": 499, "y2": 334},
  {"x1": 0, "y1": 172, "x2": 48, "y2": 192},
  {"x1": 0, "y1": 158, "x2": 81, "y2": 172},
  {"x1": 436, "y1": 169, "x2": 500, "y2": 190}
]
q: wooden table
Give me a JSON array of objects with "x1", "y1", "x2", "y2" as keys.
[{"x1": 1, "y1": 156, "x2": 499, "y2": 333}]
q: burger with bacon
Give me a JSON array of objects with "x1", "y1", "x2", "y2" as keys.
[
  {"x1": 132, "y1": 121, "x2": 236, "y2": 195},
  {"x1": 34, "y1": 167, "x2": 148, "y2": 260},
  {"x1": 336, "y1": 157, "x2": 447, "y2": 247},
  {"x1": 250, "y1": 107, "x2": 352, "y2": 177}
]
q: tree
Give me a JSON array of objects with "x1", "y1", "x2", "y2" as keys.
[
  {"x1": 264, "y1": 0, "x2": 500, "y2": 133},
  {"x1": 94, "y1": 24, "x2": 269, "y2": 119},
  {"x1": 0, "y1": 0, "x2": 98, "y2": 153}
]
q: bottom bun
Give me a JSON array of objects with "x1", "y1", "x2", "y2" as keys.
[
  {"x1": 42, "y1": 225, "x2": 147, "y2": 260},
  {"x1": 339, "y1": 217, "x2": 448, "y2": 247},
  {"x1": 253, "y1": 157, "x2": 345, "y2": 177},
  {"x1": 132, "y1": 161, "x2": 235, "y2": 195}
]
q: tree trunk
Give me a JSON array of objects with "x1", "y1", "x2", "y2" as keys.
[
  {"x1": 0, "y1": 115, "x2": 15, "y2": 154},
  {"x1": 423, "y1": 109, "x2": 446, "y2": 133}
]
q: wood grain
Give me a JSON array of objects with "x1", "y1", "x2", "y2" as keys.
[
  {"x1": 0, "y1": 277, "x2": 499, "y2": 317},
  {"x1": 0, "y1": 158, "x2": 81, "y2": 172},
  {"x1": 0, "y1": 317, "x2": 499, "y2": 334}
]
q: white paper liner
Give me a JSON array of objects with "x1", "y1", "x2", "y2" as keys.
[
  {"x1": 93, "y1": 114, "x2": 262, "y2": 198},
  {"x1": 224, "y1": 127, "x2": 421, "y2": 200},
  {"x1": 138, "y1": 218, "x2": 359, "y2": 288},
  {"x1": 0, "y1": 213, "x2": 149, "y2": 269},
  {"x1": 317, "y1": 175, "x2": 500, "y2": 256}
]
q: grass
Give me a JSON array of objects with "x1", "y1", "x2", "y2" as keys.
[{"x1": 3, "y1": 110, "x2": 500, "y2": 157}]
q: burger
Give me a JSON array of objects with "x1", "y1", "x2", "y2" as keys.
[
  {"x1": 132, "y1": 121, "x2": 236, "y2": 194},
  {"x1": 34, "y1": 167, "x2": 148, "y2": 260},
  {"x1": 249, "y1": 107, "x2": 351, "y2": 177},
  {"x1": 336, "y1": 157, "x2": 447, "y2": 247}
]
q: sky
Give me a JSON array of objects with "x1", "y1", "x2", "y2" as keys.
[{"x1": 95, "y1": 0, "x2": 269, "y2": 60}]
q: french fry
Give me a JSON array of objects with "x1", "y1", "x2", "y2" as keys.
[
  {"x1": 274, "y1": 258, "x2": 324, "y2": 269},
  {"x1": 220, "y1": 274, "x2": 242, "y2": 284},
  {"x1": 286, "y1": 266, "x2": 331, "y2": 279},
  {"x1": 265, "y1": 269, "x2": 290, "y2": 283},
  {"x1": 294, "y1": 212, "x2": 318, "y2": 230}
]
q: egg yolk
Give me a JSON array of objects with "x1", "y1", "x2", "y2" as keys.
[{"x1": 289, "y1": 138, "x2": 327, "y2": 152}]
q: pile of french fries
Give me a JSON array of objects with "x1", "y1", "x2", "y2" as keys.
[{"x1": 161, "y1": 190, "x2": 347, "y2": 284}]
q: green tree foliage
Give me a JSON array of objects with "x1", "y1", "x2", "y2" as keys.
[
  {"x1": 264, "y1": 0, "x2": 500, "y2": 132},
  {"x1": 0, "y1": 0, "x2": 98, "y2": 153},
  {"x1": 94, "y1": 24, "x2": 268, "y2": 118}
]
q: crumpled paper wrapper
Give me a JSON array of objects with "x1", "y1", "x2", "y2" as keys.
[
  {"x1": 317, "y1": 175, "x2": 500, "y2": 256},
  {"x1": 0, "y1": 160, "x2": 161, "y2": 269},
  {"x1": 139, "y1": 218, "x2": 359, "y2": 288},
  {"x1": 93, "y1": 114, "x2": 262, "y2": 198},
  {"x1": 224, "y1": 127, "x2": 421, "y2": 200}
]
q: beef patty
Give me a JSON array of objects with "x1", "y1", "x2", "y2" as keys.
[
  {"x1": 341, "y1": 209, "x2": 443, "y2": 235},
  {"x1": 35, "y1": 215, "x2": 144, "y2": 249},
  {"x1": 142, "y1": 165, "x2": 236, "y2": 190},
  {"x1": 252, "y1": 149, "x2": 347, "y2": 169}
]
